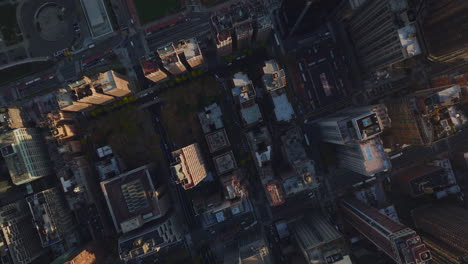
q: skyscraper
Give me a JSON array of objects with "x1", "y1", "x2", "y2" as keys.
[
  {"x1": 335, "y1": 137, "x2": 391, "y2": 176},
  {"x1": 340, "y1": 198, "x2": 431, "y2": 264},
  {"x1": 344, "y1": 0, "x2": 421, "y2": 72},
  {"x1": 412, "y1": 204, "x2": 468, "y2": 263},
  {"x1": 0, "y1": 128, "x2": 52, "y2": 185},
  {"x1": 311, "y1": 107, "x2": 385, "y2": 145},
  {"x1": 421, "y1": 0, "x2": 468, "y2": 63},
  {"x1": 157, "y1": 43, "x2": 187, "y2": 75},
  {"x1": 171, "y1": 143, "x2": 208, "y2": 190},
  {"x1": 26, "y1": 188, "x2": 75, "y2": 248},
  {"x1": 0, "y1": 200, "x2": 45, "y2": 264},
  {"x1": 210, "y1": 10, "x2": 233, "y2": 57}
]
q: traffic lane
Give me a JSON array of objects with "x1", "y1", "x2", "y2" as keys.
[{"x1": 146, "y1": 22, "x2": 210, "y2": 50}]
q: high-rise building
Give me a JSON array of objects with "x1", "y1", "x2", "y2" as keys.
[
  {"x1": 198, "y1": 103, "x2": 224, "y2": 134},
  {"x1": 340, "y1": 198, "x2": 431, "y2": 264},
  {"x1": 262, "y1": 60, "x2": 293, "y2": 122},
  {"x1": 277, "y1": 0, "x2": 315, "y2": 38},
  {"x1": 385, "y1": 97, "x2": 428, "y2": 146},
  {"x1": 251, "y1": 1, "x2": 272, "y2": 43},
  {"x1": 231, "y1": 3, "x2": 253, "y2": 50},
  {"x1": 140, "y1": 57, "x2": 168, "y2": 83},
  {"x1": 171, "y1": 143, "x2": 208, "y2": 190},
  {"x1": 100, "y1": 164, "x2": 170, "y2": 233},
  {"x1": 386, "y1": 86, "x2": 464, "y2": 146},
  {"x1": 0, "y1": 107, "x2": 31, "y2": 132},
  {"x1": 157, "y1": 43, "x2": 187, "y2": 75},
  {"x1": 118, "y1": 213, "x2": 183, "y2": 263},
  {"x1": 292, "y1": 213, "x2": 351, "y2": 264},
  {"x1": 232, "y1": 72, "x2": 263, "y2": 127},
  {"x1": 393, "y1": 165, "x2": 449, "y2": 198},
  {"x1": 93, "y1": 70, "x2": 132, "y2": 98},
  {"x1": 262, "y1": 60, "x2": 287, "y2": 93},
  {"x1": 0, "y1": 201, "x2": 45, "y2": 264},
  {"x1": 412, "y1": 204, "x2": 468, "y2": 264},
  {"x1": 311, "y1": 107, "x2": 385, "y2": 145},
  {"x1": 344, "y1": 0, "x2": 421, "y2": 72},
  {"x1": 238, "y1": 232, "x2": 272, "y2": 264},
  {"x1": 26, "y1": 188, "x2": 74, "y2": 248},
  {"x1": 210, "y1": 10, "x2": 233, "y2": 57},
  {"x1": 335, "y1": 137, "x2": 391, "y2": 176},
  {"x1": 55, "y1": 71, "x2": 132, "y2": 112},
  {"x1": 0, "y1": 128, "x2": 52, "y2": 185},
  {"x1": 175, "y1": 38, "x2": 204, "y2": 69},
  {"x1": 421, "y1": 0, "x2": 468, "y2": 63}
]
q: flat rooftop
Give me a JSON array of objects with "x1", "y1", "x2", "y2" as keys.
[
  {"x1": 213, "y1": 151, "x2": 237, "y2": 175},
  {"x1": 176, "y1": 38, "x2": 201, "y2": 60},
  {"x1": 198, "y1": 103, "x2": 224, "y2": 134},
  {"x1": 211, "y1": 12, "x2": 233, "y2": 42},
  {"x1": 205, "y1": 129, "x2": 230, "y2": 153},
  {"x1": 232, "y1": 72, "x2": 256, "y2": 104},
  {"x1": 140, "y1": 57, "x2": 162, "y2": 75},
  {"x1": 282, "y1": 127, "x2": 307, "y2": 163},
  {"x1": 80, "y1": 0, "x2": 113, "y2": 38},
  {"x1": 272, "y1": 94, "x2": 294, "y2": 122},
  {"x1": 262, "y1": 60, "x2": 286, "y2": 91},
  {"x1": 171, "y1": 143, "x2": 208, "y2": 189},
  {"x1": 398, "y1": 24, "x2": 421, "y2": 58},
  {"x1": 100, "y1": 165, "x2": 161, "y2": 233},
  {"x1": 157, "y1": 43, "x2": 181, "y2": 66},
  {"x1": 240, "y1": 104, "x2": 262, "y2": 126}
]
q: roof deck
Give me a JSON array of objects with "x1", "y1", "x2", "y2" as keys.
[{"x1": 100, "y1": 166, "x2": 161, "y2": 233}]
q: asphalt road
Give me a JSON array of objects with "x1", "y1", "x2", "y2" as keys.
[{"x1": 145, "y1": 13, "x2": 211, "y2": 51}]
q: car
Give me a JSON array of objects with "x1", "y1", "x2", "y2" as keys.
[
  {"x1": 130, "y1": 41, "x2": 134, "y2": 48},
  {"x1": 88, "y1": 44, "x2": 95, "y2": 49}
]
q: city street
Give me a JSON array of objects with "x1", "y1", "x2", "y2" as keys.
[{"x1": 145, "y1": 13, "x2": 212, "y2": 51}]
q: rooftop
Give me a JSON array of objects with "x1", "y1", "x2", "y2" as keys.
[
  {"x1": 272, "y1": 94, "x2": 294, "y2": 122},
  {"x1": 211, "y1": 11, "x2": 233, "y2": 42},
  {"x1": 140, "y1": 57, "x2": 162, "y2": 76},
  {"x1": 292, "y1": 213, "x2": 346, "y2": 261},
  {"x1": 231, "y1": 3, "x2": 251, "y2": 25},
  {"x1": 246, "y1": 126, "x2": 272, "y2": 167},
  {"x1": 283, "y1": 160, "x2": 318, "y2": 196},
  {"x1": 100, "y1": 165, "x2": 162, "y2": 233},
  {"x1": 157, "y1": 43, "x2": 181, "y2": 66},
  {"x1": 198, "y1": 103, "x2": 224, "y2": 134},
  {"x1": 232, "y1": 72, "x2": 256, "y2": 104},
  {"x1": 262, "y1": 60, "x2": 286, "y2": 92},
  {"x1": 282, "y1": 127, "x2": 308, "y2": 164},
  {"x1": 266, "y1": 181, "x2": 285, "y2": 207},
  {"x1": 175, "y1": 38, "x2": 202, "y2": 60},
  {"x1": 398, "y1": 24, "x2": 421, "y2": 58},
  {"x1": 171, "y1": 143, "x2": 208, "y2": 190},
  {"x1": 118, "y1": 214, "x2": 182, "y2": 261},
  {"x1": 205, "y1": 129, "x2": 230, "y2": 153},
  {"x1": 27, "y1": 188, "x2": 66, "y2": 247},
  {"x1": 213, "y1": 151, "x2": 237, "y2": 175},
  {"x1": 240, "y1": 104, "x2": 263, "y2": 126},
  {"x1": 80, "y1": 0, "x2": 113, "y2": 38},
  {"x1": 221, "y1": 170, "x2": 247, "y2": 200},
  {"x1": 96, "y1": 156, "x2": 120, "y2": 181},
  {"x1": 337, "y1": 137, "x2": 391, "y2": 176}
]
